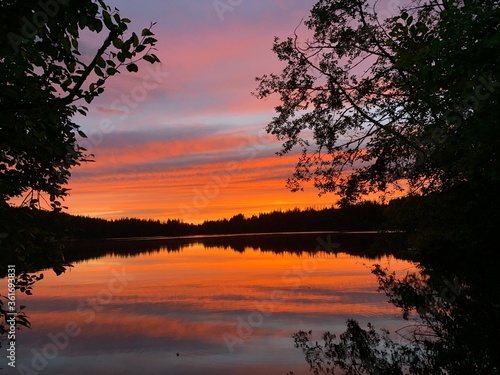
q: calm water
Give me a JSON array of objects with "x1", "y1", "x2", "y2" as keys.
[{"x1": 6, "y1": 233, "x2": 416, "y2": 375}]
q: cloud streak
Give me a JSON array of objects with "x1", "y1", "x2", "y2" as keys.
[{"x1": 66, "y1": 0, "x2": 337, "y2": 223}]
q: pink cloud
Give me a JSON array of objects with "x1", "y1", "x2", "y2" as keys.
[{"x1": 64, "y1": 0, "x2": 341, "y2": 222}]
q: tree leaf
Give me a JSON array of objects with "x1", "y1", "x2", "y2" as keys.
[
  {"x1": 107, "y1": 67, "x2": 118, "y2": 75},
  {"x1": 102, "y1": 10, "x2": 114, "y2": 30},
  {"x1": 94, "y1": 66, "x2": 104, "y2": 77},
  {"x1": 113, "y1": 37, "x2": 123, "y2": 49},
  {"x1": 144, "y1": 37, "x2": 157, "y2": 45},
  {"x1": 95, "y1": 55, "x2": 106, "y2": 68},
  {"x1": 132, "y1": 32, "x2": 139, "y2": 47},
  {"x1": 94, "y1": 19, "x2": 103, "y2": 33},
  {"x1": 126, "y1": 63, "x2": 138, "y2": 72},
  {"x1": 143, "y1": 54, "x2": 156, "y2": 63}
]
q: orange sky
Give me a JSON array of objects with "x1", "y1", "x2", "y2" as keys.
[
  {"x1": 58, "y1": 0, "x2": 322, "y2": 223},
  {"x1": 57, "y1": 0, "x2": 403, "y2": 223},
  {"x1": 64, "y1": 135, "x2": 343, "y2": 223}
]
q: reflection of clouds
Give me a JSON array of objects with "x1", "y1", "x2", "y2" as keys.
[
  {"x1": 15, "y1": 244, "x2": 415, "y2": 374},
  {"x1": 37, "y1": 352, "x2": 308, "y2": 375},
  {"x1": 16, "y1": 304, "x2": 378, "y2": 374}
]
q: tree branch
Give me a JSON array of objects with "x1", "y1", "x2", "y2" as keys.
[{"x1": 59, "y1": 28, "x2": 120, "y2": 105}]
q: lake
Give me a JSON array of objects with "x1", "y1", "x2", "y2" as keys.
[{"x1": 6, "y1": 232, "x2": 416, "y2": 375}]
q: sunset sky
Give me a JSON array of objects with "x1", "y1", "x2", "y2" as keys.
[{"x1": 65, "y1": 0, "x2": 362, "y2": 223}]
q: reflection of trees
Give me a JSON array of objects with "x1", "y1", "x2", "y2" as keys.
[
  {"x1": 193, "y1": 232, "x2": 398, "y2": 256},
  {"x1": 0, "y1": 231, "x2": 402, "y2": 349},
  {"x1": 1, "y1": 273, "x2": 42, "y2": 343},
  {"x1": 373, "y1": 262, "x2": 499, "y2": 374},
  {"x1": 288, "y1": 258, "x2": 500, "y2": 374},
  {"x1": 0, "y1": 206, "x2": 70, "y2": 348},
  {"x1": 64, "y1": 238, "x2": 184, "y2": 263},
  {"x1": 62, "y1": 232, "x2": 405, "y2": 262}
]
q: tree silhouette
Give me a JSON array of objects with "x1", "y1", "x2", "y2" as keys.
[
  {"x1": 254, "y1": 0, "x2": 499, "y2": 205},
  {"x1": 1, "y1": 0, "x2": 159, "y2": 209}
]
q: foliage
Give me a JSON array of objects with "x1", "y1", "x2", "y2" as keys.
[
  {"x1": 0, "y1": 0, "x2": 160, "y2": 209},
  {"x1": 288, "y1": 320, "x2": 409, "y2": 375},
  {"x1": 1, "y1": 272, "x2": 43, "y2": 339},
  {"x1": 254, "y1": 0, "x2": 499, "y2": 205},
  {"x1": 0, "y1": 205, "x2": 72, "y2": 276},
  {"x1": 0, "y1": 297, "x2": 31, "y2": 340},
  {"x1": 0, "y1": 204, "x2": 71, "y2": 347},
  {"x1": 372, "y1": 263, "x2": 500, "y2": 374},
  {"x1": 289, "y1": 261, "x2": 500, "y2": 375}
]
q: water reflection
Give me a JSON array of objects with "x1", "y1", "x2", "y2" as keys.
[
  {"x1": 63, "y1": 232, "x2": 404, "y2": 263},
  {"x1": 288, "y1": 251, "x2": 500, "y2": 374},
  {"x1": 4, "y1": 233, "x2": 414, "y2": 374}
]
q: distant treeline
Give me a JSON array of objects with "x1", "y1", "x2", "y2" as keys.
[
  {"x1": 65, "y1": 201, "x2": 388, "y2": 239},
  {"x1": 1, "y1": 201, "x2": 407, "y2": 276}
]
